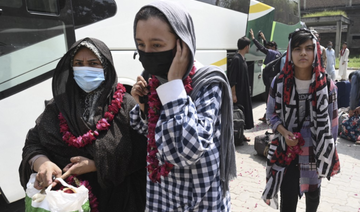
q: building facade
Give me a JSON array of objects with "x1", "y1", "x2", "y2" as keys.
[{"x1": 301, "y1": 0, "x2": 360, "y2": 55}]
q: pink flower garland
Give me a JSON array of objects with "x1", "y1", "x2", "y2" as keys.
[
  {"x1": 59, "y1": 83, "x2": 126, "y2": 148},
  {"x1": 284, "y1": 132, "x2": 305, "y2": 165},
  {"x1": 63, "y1": 175, "x2": 99, "y2": 212},
  {"x1": 146, "y1": 67, "x2": 196, "y2": 183}
]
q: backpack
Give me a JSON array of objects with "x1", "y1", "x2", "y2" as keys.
[
  {"x1": 262, "y1": 54, "x2": 285, "y2": 88},
  {"x1": 254, "y1": 131, "x2": 274, "y2": 157},
  {"x1": 233, "y1": 104, "x2": 245, "y2": 146}
]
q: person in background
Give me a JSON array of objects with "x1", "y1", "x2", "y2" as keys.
[
  {"x1": 325, "y1": 41, "x2": 336, "y2": 81},
  {"x1": 348, "y1": 70, "x2": 360, "y2": 117},
  {"x1": 312, "y1": 30, "x2": 327, "y2": 69},
  {"x1": 227, "y1": 36, "x2": 254, "y2": 142},
  {"x1": 130, "y1": 1, "x2": 236, "y2": 211},
  {"x1": 249, "y1": 28, "x2": 282, "y2": 123},
  {"x1": 339, "y1": 41, "x2": 350, "y2": 81},
  {"x1": 249, "y1": 29, "x2": 282, "y2": 65},
  {"x1": 19, "y1": 37, "x2": 148, "y2": 211},
  {"x1": 263, "y1": 28, "x2": 340, "y2": 211}
]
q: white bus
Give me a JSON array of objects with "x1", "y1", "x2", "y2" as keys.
[{"x1": 0, "y1": 0, "x2": 301, "y2": 205}]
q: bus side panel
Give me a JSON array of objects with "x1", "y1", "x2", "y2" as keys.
[
  {"x1": 195, "y1": 50, "x2": 227, "y2": 71},
  {"x1": 0, "y1": 79, "x2": 53, "y2": 203},
  {"x1": 111, "y1": 50, "x2": 144, "y2": 89},
  {"x1": 245, "y1": 1, "x2": 275, "y2": 97},
  {"x1": 272, "y1": 21, "x2": 302, "y2": 53},
  {"x1": 247, "y1": 11, "x2": 275, "y2": 57}
]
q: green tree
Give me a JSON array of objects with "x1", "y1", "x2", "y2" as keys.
[
  {"x1": 217, "y1": 0, "x2": 250, "y2": 13},
  {"x1": 261, "y1": 0, "x2": 299, "y2": 25}
]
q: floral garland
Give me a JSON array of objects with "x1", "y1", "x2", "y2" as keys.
[
  {"x1": 146, "y1": 67, "x2": 196, "y2": 183},
  {"x1": 340, "y1": 48, "x2": 346, "y2": 57},
  {"x1": 63, "y1": 175, "x2": 99, "y2": 212},
  {"x1": 59, "y1": 83, "x2": 126, "y2": 148},
  {"x1": 283, "y1": 132, "x2": 305, "y2": 165}
]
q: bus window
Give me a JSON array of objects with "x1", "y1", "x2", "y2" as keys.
[
  {"x1": 72, "y1": 0, "x2": 116, "y2": 28},
  {"x1": 0, "y1": 1, "x2": 22, "y2": 8},
  {"x1": 26, "y1": 0, "x2": 60, "y2": 15},
  {"x1": 0, "y1": 3, "x2": 67, "y2": 95}
]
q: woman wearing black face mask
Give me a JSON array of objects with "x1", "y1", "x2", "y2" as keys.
[
  {"x1": 19, "y1": 37, "x2": 147, "y2": 211},
  {"x1": 130, "y1": 1, "x2": 236, "y2": 211}
]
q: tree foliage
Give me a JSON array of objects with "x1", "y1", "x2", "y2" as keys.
[
  {"x1": 261, "y1": 0, "x2": 300, "y2": 25},
  {"x1": 216, "y1": 0, "x2": 250, "y2": 13}
]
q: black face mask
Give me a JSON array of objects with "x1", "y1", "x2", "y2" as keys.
[{"x1": 138, "y1": 49, "x2": 174, "y2": 79}]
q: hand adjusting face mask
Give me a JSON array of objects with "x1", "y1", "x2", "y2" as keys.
[
  {"x1": 73, "y1": 66, "x2": 105, "y2": 93},
  {"x1": 138, "y1": 49, "x2": 174, "y2": 79}
]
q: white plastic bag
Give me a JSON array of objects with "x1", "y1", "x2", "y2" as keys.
[{"x1": 25, "y1": 173, "x2": 90, "y2": 212}]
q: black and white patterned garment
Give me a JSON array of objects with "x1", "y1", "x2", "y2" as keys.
[{"x1": 130, "y1": 82, "x2": 231, "y2": 211}]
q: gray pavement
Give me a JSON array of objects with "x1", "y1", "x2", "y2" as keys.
[{"x1": 229, "y1": 97, "x2": 360, "y2": 212}]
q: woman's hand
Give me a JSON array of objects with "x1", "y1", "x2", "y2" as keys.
[
  {"x1": 349, "y1": 109, "x2": 355, "y2": 117},
  {"x1": 283, "y1": 130, "x2": 298, "y2": 147},
  {"x1": 355, "y1": 107, "x2": 360, "y2": 115},
  {"x1": 33, "y1": 156, "x2": 62, "y2": 190},
  {"x1": 168, "y1": 39, "x2": 189, "y2": 81},
  {"x1": 232, "y1": 94, "x2": 237, "y2": 103},
  {"x1": 61, "y1": 156, "x2": 96, "y2": 180},
  {"x1": 131, "y1": 75, "x2": 149, "y2": 112},
  {"x1": 276, "y1": 125, "x2": 298, "y2": 147},
  {"x1": 350, "y1": 106, "x2": 360, "y2": 117}
]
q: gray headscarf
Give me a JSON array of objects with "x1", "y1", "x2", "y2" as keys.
[
  {"x1": 191, "y1": 66, "x2": 237, "y2": 197},
  {"x1": 133, "y1": 0, "x2": 196, "y2": 80},
  {"x1": 134, "y1": 0, "x2": 236, "y2": 197}
]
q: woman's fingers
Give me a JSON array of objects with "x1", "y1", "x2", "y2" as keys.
[
  {"x1": 35, "y1": 170, "x2": 58, "y2": 189},
  {"x1": 284, "y1": 131, "x2": 299, "y2": 146},
  {"x1": 178, "y1": 40, "x2": 189, "y2": 61},
  {"x1": 60, "y1": 169, "x2": 72, "y2": 180},
  {"x1": 168, "y1": 39, "x2": 189, "y2": 81},
  {"x1": 286, "y1": 136, "x2": 299, "y2": 146},
  {"x1": 132, "y1": 76, "x2": 148, "y2": 96}
]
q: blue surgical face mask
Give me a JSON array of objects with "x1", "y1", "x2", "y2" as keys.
[{"x1": 73, "y1": 66, "x2": 105, "y2": 93}]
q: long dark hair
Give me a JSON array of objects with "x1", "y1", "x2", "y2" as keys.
[{"x1": 290, "y1": 29, "x2": 314, "y2": 50}]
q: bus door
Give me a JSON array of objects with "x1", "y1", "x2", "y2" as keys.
[{"x1": 0, "y1": 0, "x2": 75, "y2": 203}]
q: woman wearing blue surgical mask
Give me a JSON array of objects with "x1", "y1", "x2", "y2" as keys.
[
  {"x1": 19, "y1": 38, "x2": 147, "y2": 211},
  {"x1": 130, "y1": 1, "x2": 236, "y2": 211},
  {"x1": 72, "y1": 46, "x2": 105, "y2": 93}
]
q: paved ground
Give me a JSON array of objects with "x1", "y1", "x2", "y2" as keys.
[{"x1": 229, "y1": 97, "x2": 360, "y2": 212}]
